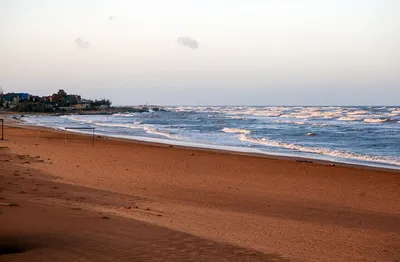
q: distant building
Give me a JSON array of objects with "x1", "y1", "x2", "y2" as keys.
[
  {"x1": 0, "y1": 89, "x2": 111, "y2": 112},
  {"x1": 30, "y1": 95, "x2": 41, "y2": 102},
  {"x1": 2, "y1": 93, "x2": 30, "y2": 103},
  {"x1": 41, "y1": 96, "x2": 52, "y2": 103},
  {"x1": 66, "y1": 94, "x2": 81, "y2": 105}
]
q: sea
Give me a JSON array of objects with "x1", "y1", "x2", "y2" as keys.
[{"x1": 23, "y1": 106, "x2": 400, "y2": 169}]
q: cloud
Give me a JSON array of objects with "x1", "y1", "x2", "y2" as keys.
[
  {"x1": 75, "y1": 37, "x2": 90, "y2": 48},
  {"x1": 176, "y1": 37, "x2": 199, "y2": 49},
  {"x1": 108, "y1": 16, "x2": 116, "y2": 21}
]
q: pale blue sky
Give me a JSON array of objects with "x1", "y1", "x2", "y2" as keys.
[{"x1": 0, "y1": 0, "x2": 399, "y2": 105}]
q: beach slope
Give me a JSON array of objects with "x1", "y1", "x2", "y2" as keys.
[{"x1": 0, "y1": 123, "x2": 399, "y2": 261}]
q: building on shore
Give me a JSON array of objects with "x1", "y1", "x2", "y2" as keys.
[{"x1": 1, "y1": 89, "x2": 111, "y2": 112}]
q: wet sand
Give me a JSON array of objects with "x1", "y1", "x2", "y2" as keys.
[{"x1": 0, "y1": 121, "x2": 399, "y2": 261}]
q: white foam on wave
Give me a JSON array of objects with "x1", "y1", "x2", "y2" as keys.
[
  {"x1": 391, "y1": 108, "x2": 400, "y2": 114},
  {"x1": 348, "y1": 110, "x2": 370, "y2": 115},
  {"x1": 222, "y1": 128, "x2": 251, "y2": 134},
  {"x1": 225, "y1": 115, "x2": 245, "y2": 119},
  {"x1": 60, "y1": 115, "x2": 94, "y2": 124},
  {"x1": 338, "y1": 117, "x2": 362, "y2": 121},
  {"x1": 363, "y1": 118, "x2": 389, "y2": 123},
  {"x1": 279, "y1": 113, "x2": 308, "y2": 119},
  {"x1": 59, "y1": 115, "x2": 178, "y2": 140},
  {"x1": 95, "y1": 122, "x2": 179, "y2": 139},
  {"x1": 218, "y1": 107, "x2": 286, "y2": 117},
  {"x1": 279, "y1": 111, "x2": 341, "y2": 120},
  {"x1": 313, "y1": 123, "x2": 331, "y2": 127},
  {"x1": 94, "y1": 123, "x2": 143, "y2": 129},
  {"x1": 275, "y1": 120, "x2": 331, "y2": 127},
  {"x1": 238, "y1": 134, "x2": 400, "y2": 166},
  {"x1": 143, "y1": 127, "x2": 178, "y2": 139},
  {"x1": 168, "y1": 107, "x2": 399, "y2": 126},
  {"x1": 208, "y1": 114, "x2": 244, "y2": 120},
  {"x1": 170, "y1": 106, "x2": 378, "y2": 121},
  {"x1": 113, "y1": 113, "x2": 136, "y2": 117}
]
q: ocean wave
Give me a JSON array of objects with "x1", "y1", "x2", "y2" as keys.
[
  {"x1": 222, "y1": 128, "x2": 251, "y2": 134},
  {"x1": 95, "y1": 122, "x2": 178, "y2": 139},
  {"x1": 252, "y1": 112, "x2": 283, "y2": 117},
  {"x1": 113, "y1": 113, "x2": 136, "y2": 117},
  {"x1": 279, "y1": 114, "x2": 309, "y2": 119},
  {"x1": 143, "y1": 127, "x2": 178, "y2": 139},
  {"x1": 238, "y1": 135, "x2": 400, "y2": 166},
  {"x1": 279, "y1": 111, "x2": 342, "y2": 120},
  {"x1": 363, "y1": 118, "x2": 389, "y2": 123},
  {"x1": 275, "y1": 120, "x2": 295, "y2": 124},
  {"x1": 275, "y1": 120, "x2": 331, "y2": 127},
  {"x1": 208, "y1": 114, "x2": 245, "y2": 120},
  {"x1": 94, "y1": 123, "x2": 143, "y2": 129},
  {"x1": 338, "y1": 117, "x2": 362, "y2": 121},
  {"x1": 225, "y1": 115, "x2": 245, "y2": 119},
  {"x1": 391, "y1": 108, "x2": 400, "y2": 114},
  {"x1": 170, "y1": 106, "x2": 398, "y2": 123},
  {"x1": 348, "y1": 110, "x2": 370, "y2": 115},
  {"x1": 167, "y1": 107, "x2": 398, "y2": 122},
  {"x1": 312, "y1": 123, "x2": 331, "y2": 127},
  {"x1": 60, "y1": 115, "x2": 94, "y2": 124},
  {"x1": 221, "y1": 107, "x2": 286, "y2": 117}
]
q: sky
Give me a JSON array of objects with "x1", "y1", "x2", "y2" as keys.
[{"x1": 0, "y1": 0, "x2": 399, "y2": 105}]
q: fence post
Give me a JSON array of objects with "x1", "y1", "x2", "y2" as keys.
[{"x1": 1, "y1": 119, "x2": 3, "y2": 140}]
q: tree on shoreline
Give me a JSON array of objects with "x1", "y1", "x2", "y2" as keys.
[{"x1": 89, "y1": 99, "x2": 112, "y2": 108}]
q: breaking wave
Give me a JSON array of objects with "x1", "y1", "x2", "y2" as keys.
[
  {"x1": 143, "y1": 127, "x2": 178, "y2": 139},
  {"x1": 60, "y1": 115, "x2": 94, "y2": 124},
  {"x1": 347, "y1": 110, "x2": 370, "y2": 115},
  {"x1": 95, "y1": 123, "x2": 178, "y2": 139},
  {"x1": 363, "y1": 118, "x2": 390, "y2": 123},
  {"x1": 94, "y1": 123, "x2": 143, "y2": 129},
  {"x1": 113, "y1": 113, "x2": 136, "y2": 117},
  {"x1": 222, "y1": 128, "x2": 251, "y2": 134},
  {"x1": 275, "y1": 120, "x2": 331, "y2": 127},
  {"x1": 338, "y1": 117, "x2": 362, "y2": 121},
  {"x1": 238, "y1": 135, "x2": 400, "y2": 166}
]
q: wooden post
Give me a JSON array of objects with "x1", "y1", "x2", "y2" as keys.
[{"x1": 1, "y1": 119, "x2": 3, "y2": 140}]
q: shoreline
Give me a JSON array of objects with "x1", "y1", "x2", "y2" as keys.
[{"x1": 10, "y1": 118, "x2": 400, "y2": 173}]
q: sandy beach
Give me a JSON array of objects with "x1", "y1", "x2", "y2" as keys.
[{"x1": 0, "y1": 119, "x2": 399, "y2": 261}]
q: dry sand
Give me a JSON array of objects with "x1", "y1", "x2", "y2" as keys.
[{"x1": 0, "y1": 120, "x2": 399, "y2": 261}]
